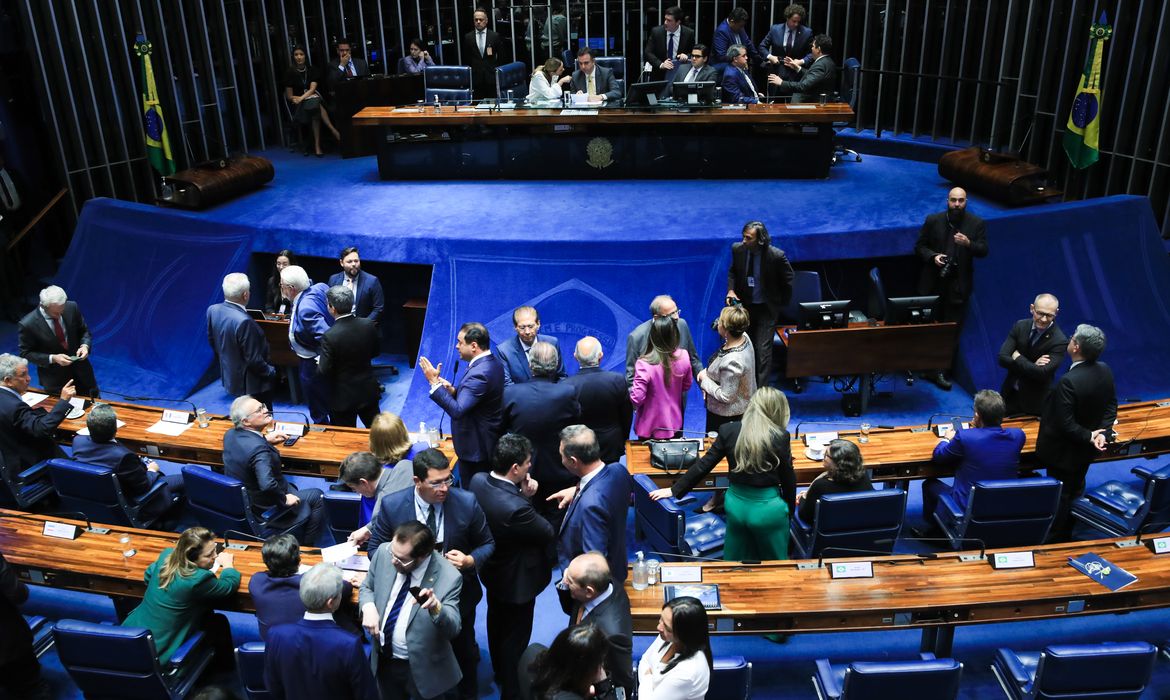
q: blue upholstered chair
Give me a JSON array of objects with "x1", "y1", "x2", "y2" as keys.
[
  {"x1": 990, "y1": 642, "x2": 1157, "y2": 699},
  {"x1": 776, "y1": 270, "x2": 823, "y2": 326},
  {"x1": 24, "y1": 614, "x2": 55, "y2": 657},
  {"x1": 1071, "y1": 462, "x2": 1170, "y2": 538},
  {"x1": 323, "y1": 489, "x2": 363, "y2": 544},
  {"x1": 424, "y1": 65, "x2": 473, "y2": 104},
  {"x1": 236, "y1": 641, "x2": 270, "y2": 700},
  {"x1": 181, "y1": 465, "x2": 308, "y2": 541},
  {"x1": 707, "y1": 656, "x2": 752, "y2": 700},
  {"x1": 866, "y1": 267, "x2": 887, "y2": 321},
  {"x1": 46, "y1": 458, "x2": 176, "y2": 529},
  {"x1": 495, "y1": 61, "x2": 530, "y2": 100},
  {"x1": 833, "y1": 57, "x2": 863, "y2": 164},
  {"x1": 594, "y1": 55, "x2": 626, "y2": 97},
  {"x1": 53, "y1": 618, "x2": 214, "y2": 700},
  {"x1": 933, "y1": 478, "x2": 1062, "y2": 549},
  {"x1": 813, "y1": 654, "x2": 962, "y2": 700},
  {"x1": 0, "y1": 455, "x2": 54, "y2": 509},
  {"x1": 790, "y1": 488, "x2": 906, "y2": 560},
  {"x1": 632, "y1": 474, "x2": 725, "y2": 561}
]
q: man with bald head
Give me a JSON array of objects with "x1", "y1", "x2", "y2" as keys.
[
  {"x1": 998, "y1": 293, "x2": 1068, "y2": 416},
  {"x1": 624, "y1": 294, "x2": 703, "y2": 387},
  {"x1": 564, "y1": 337, "x2": 631, "y2": 464},
  {"x1": 207, "y1": 272, "x2": 276, "y2": 409},
  {"x1": 561, "y1": 552, "x2": 634, "y2": 697}
]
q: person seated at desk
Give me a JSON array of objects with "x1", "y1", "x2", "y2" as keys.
[
  {"x1": 0, "y1": 353, "x2": 73, "y2": 483},
  {"x1": 636, "y1": 597, "x2": 712, "y2": 700},
  {"x1": 528, "y1": 57, "x2": 573, "y2": 105},
  {"x1": 570, "y1": 47, "x2": 623, "y2": 104},
  {"x1": 767, "y1": 33, "x2": 836, "y2": 103},
  {"x1": 265, "y1": 249, "x2": 295, "y2": 315},
  {"x1": 797, "y1": 438, "x2": 873, "y2": 523},
  {"x1": 248, "y1": 533, "x2": 357, "y2": 641},
  {"x1": 122, "y1": 527, "x2": 239, "y2": 669},
  {"x1": 630, "y1": 316, "x2": 693, "y2": 440},
  {"x1": 721, "y1": 45, "x2": 761, "y2": 104},
  {"x1": 398, "y1": 38, "x2": 435, "y2": 75},
  {"x1": 675, "y1": 44, "x2": 719, "y2": 85},
  {"x1": 341, "y1": 449, "x2": 414, "y2": 547},
  {"x1": 283, "y1": 46, "x2": 340, "y2": 157},
  {"x1": 324, "y1": 37, "x2": 369, "y2": 95}
]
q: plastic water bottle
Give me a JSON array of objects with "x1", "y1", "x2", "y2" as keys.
[
  {"x1": 632, "y1": 551, "x2": 649, "y2": 591},
  {"x1": 419, "y1": 421, "x2": 427, "y2": 440}
]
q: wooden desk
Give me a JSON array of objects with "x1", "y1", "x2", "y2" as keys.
[
  {"x1": 626, "y1": 398, "x2": 1170, "y2": 491},
  {"x1": 332, "y1": 74, "x2": 424, "y2": 157}
]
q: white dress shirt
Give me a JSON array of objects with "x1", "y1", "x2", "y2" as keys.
[
  {"x1": 381, "y1": 554, "x2": 432, "y2": 659},
  {"x1": 527, "y1": 72, "x2": 564, "y2": 103},
  {"x1": 636, "y1": 636, "x2": 711, "y2": 700}
]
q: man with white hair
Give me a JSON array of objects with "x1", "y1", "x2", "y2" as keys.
[
  {"x1": 564, "y1": 337, "x2": 631, "y2": 464},
  {"x1": 0, "y1": 353, "x2": 74, "y2": 485},
  {"x1": 17, "y1": 285, "x2": 100, "y2": 397},
  {"x1": 207, "y1": 272, "x2": 276, "y2": 409},
  {"x1": 280, "y1": 265, "x2": 334, "y2": 424}
]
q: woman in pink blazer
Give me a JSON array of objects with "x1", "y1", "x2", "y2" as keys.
[{"x1": 630, "y1": 317, "x2": 694, "y2": 439}]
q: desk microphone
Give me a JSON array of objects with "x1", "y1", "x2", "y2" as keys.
[
  {"x1": 876, "y1": 536, "x2": 987, "y2": 561},
  {"x1": 41, "y1": 510, "x2": 110, "y2": 535},
  {"x1": 223, "y1": 530, "x2": 264, "y2": 550},
  {"x1": 1133, "y1": 521, "x2": 1170, "y2": 545},
  {"x1": 271, "y1": 410, "x2": 320, "y2": 433},
  {"x1": 101, "y1": 390, "x2": 198, "y2": 419},
  {"x1": 793, "y1": 421, "x2": 894, "y2": 440},
  {"x1": 815, "y1": 546, "x2": 935, "y2": 569},
  {"x1": 648, "y1": 551, "x2": 761, "y2": 565}
]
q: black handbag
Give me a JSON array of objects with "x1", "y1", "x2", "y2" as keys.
[{"x1": 646, "y1": 438, "x2": 702, "y2": 473}]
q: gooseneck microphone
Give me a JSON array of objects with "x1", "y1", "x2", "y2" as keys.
[
  {"x1": 815, "y1": 546, "x2": 936, "y2": 569},
  {"x1": 100, "y1": 389, "x2": 198, "y2": 418},
  {"x1": 793, "y1": 421, "x2": 895, "y2": 440},
  {"x1": 876, "y1": 536, "x2": 987, "y2": 561}
]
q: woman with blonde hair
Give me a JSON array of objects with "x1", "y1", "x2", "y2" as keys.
[
  {"x1": 698, "y1": 303, "x2": 756, "y2": 433},
  {"x1": 528, "y1": 57, "x2": 573, "y2": 103}
]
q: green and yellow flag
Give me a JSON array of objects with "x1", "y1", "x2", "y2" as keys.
[
  {"x1": 134, "y1": 34, "x2": 176, "y2": 176},
  {"x1": 1063, "y1": 12, "x2": 1112, "y2": 169}
]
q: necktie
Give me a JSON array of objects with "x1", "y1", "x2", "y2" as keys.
[
  {"x1": 587, "y1": 73, "x2": 596, "y2": 96},
  {"x1": 478, "y1": 31, "x2": 485, "y2": 56},
  {"x1": 667, "y1": 32, "x2": 675, "y2": 59},
  {"x1": 346, "y1": 62, "x2": 354, "y2": 77},
  {"x1": 52, "y1": 317, "x2": 67, "y2": 350},
  {"x1": 1028, "y1": 328, "x2": 1041, "y2": 347},
  {"x1": 574, "y1": 604, "x2": 586, "y2": 624},
  {"x1": 786, "y1": 29, "x2": 795, "y2": 53},
  {"x1": 558, "y1": 483, "x2": 584, "y2": 533},
  {"x1": 742, "y1": 69, "x2": 757, "y2": 97},
  {"x1": 425, "y1": 504, "x2": 437, "y2": 536},
  {"x1": 382, "y1": 574, "x2": 412, "y2": 646},
  {"x1": 685, "y1": 67, "x2": 697, "y2": 83}
]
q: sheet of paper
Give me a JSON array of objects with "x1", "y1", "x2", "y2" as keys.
[
  {"x1": 146, "y1": 419, "x2": 193, "y2": 437},
  {"x1": 660, "y1": 565, "x2": 702, "y2": 583},
  {"x1": 338, "y1": 555, "x2": 370, "y2": 572},
  {"x1": 560, "y1": 109, "x2": 599, "y2": 115},
  {"x1": 788, "y1": 104, "x2": 818, "y2": 109},
  {"x1": 20, "y1": 392, "x2": 48, "y2": 407},
  {"x1": 321, "y1": 542, "x2": 359, "y2": 564},
  {"x1": 76, "y1": 420, "x2": 125, "y2": 436}
]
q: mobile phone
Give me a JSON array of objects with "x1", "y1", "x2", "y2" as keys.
[
  {"x1": 408, "y1": 586, "x2": 427, "y2": 602},
  {"x1": 283, "y1": 436, "x2": 300, "y2": 447}
]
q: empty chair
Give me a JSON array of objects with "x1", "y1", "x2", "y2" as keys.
[
  {"x1": 53, "y1": 618, "x2": 214, "y2": 700},
  {"x1": 867, "y1": 267, "x2": 887, "y2": 322},
  {"x1": 25, "y1": 614, "x2": 55, "y2": 657},
  {"x1": 632, "y1": 474, "x2": 725, "y2": 561},
  {"x1": 790, "y1": 488, "x2": 906, "y2": 559},
  {"x1": 594, "y1": 55, "x2": 627, "y2": 97},
  {"x1": 495, "y1": 60, "x2": 530, "y2": 100},
  {"x1": 181, "y1": 465, "x2": 308, "y2": 540},
  {"x1": 47, "y1": 458, "x2": 177, "y2": 529},
  {"x1": 991, "y1": 642, "x2": 1157, "y2": 700},
  {"x1": 833, "y1": 57, "x2": 863, "y2": 164},
  {"x1": 1071, "y1": 462, "x2": 1170, "y2": 538},
  {"x1": 776, "y1": 270, "x2": 823, "y2": 326},
  {"x1": 813, "y1": 654, "x2": 962, "y2": 700},
  {"x1": 424, "y1": 65, "x2": 473, "y2": 104},
  {"x1": 0, "y1": 455, "x2": 54, "y2": 510},
  {"x1": 236, "y1": 641, "x2": 270, "y2": 700},
  {"x1": 933, "y1": 478, "x2": 1062, "y2": 549},
  {"x1": 707, "y1": 656, "x2": 752, "y2": 700},
  {"x1": 323, "y1": 489, "x2": 362, "y2": 544}
]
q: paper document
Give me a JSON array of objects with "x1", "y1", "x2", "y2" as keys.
[
  {"x1": 560, "y1": 109, "x2": 599, "y2": 115},
  {"x1": 20, "y1": 392, "x2": 48, "y2": 407},
  {"x1": 321, "y1": 542, "x2": 359, "y2": 564},
  {"x1": 76, "y1": 420, "x2": 125, "y2": 436},
  {"x1": 146, "y1": 419, "x2": 193, "y2": 437}
]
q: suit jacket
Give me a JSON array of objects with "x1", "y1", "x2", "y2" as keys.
[
  {"x1": 625, "y1": 317, "x2": 703, "y2": 386},
  {"x1": 914, "y1": 209, "x2": 989, "y2": 303},
  {"x1": 365, "y1": 486, "x2": 495, "y2": 608},
  {"x1": 363, "y1": 463, "x2": 415, "y2": 531},
  {"x1": 710, "y1": 20, "x2": 764, "y2": 66},
  {"x1": 563, "y1": 367, "x2": 633, "y2": 465},
  {"x1": 728, "y1": 242, "x2": 796, "y2": 316},
  {"x1": 1036, "y1": 360, "x2": 1117, "y2": 480},
  {"x1": 430, "y1": 353, "x2": 505, "y2": 463},
  {"x1": 644, "y1": 25, "x2": 696, "y2": 80},
  {"x1": 223, "y1": 427, "x2": 292, "y2": 510},
  {"x1": 0, "y1": 552, "x2": 32, "y2": 665},
  {"x1": 570, "y1": 66, "x2": 623, "y2": 102},
  {"x1": 673, "y1": 63, "x2": 719, "y2": 85},
  {"x1": 998, "y1": 319, "x2": 1068, "y2": 416},
  {"x1": 572, "y1": 583, "x2": 634, "y2": 696},
  {"x1": 265, "y1": 617, "x2": 377, "y2": 700},
  {"x1": 0, "y1": 387, "x2": 68, "y2": 480},
  {"x1": 759, "y1": 23, "x2": 813, "y2": 80},
  {"x1": 324, "y1": 57, "x2": 370, "y2": 92},
  {"x1": 318, "y1": 315, "x2": 380, "y2": 414},
  {"x1": 290, "y1": 284, "x2": 334, "y2": 357},
  {"x1": 720, "y1": 65, "x2": 760, "y2": 104},
  {"x1": 468, "y1": 472, "x2": 555, "y2": 604},
  {"x1": 327, "y1": 270, "x2": 385, "y2": 323},
  {"x1": 249, "y1": 573, "x2": 357, "y2": 641},
  {"x1": 70, "y1": 435, "x2": 161, "y2": 506},
  {"x1": 779, "y1": 54, "x2": 836, "y2": 102},
  {"x1": 931, "y1": 426, "x2": 1027, "y2": 512},
  {"x1": 496, "y1": 333, "x2": 567, "y2": 385},
  {"x1": 206, "y1": 301, "x2": 275, "y2": 397},
  {"x1": 502, "y1": 377, "x2": 582, "y2": 493},
  {"x1": 463, "y1": 29, "x2": 503, "y2": 97},
  {"x1": 557, "y1": 463, "x2": 630, "y2": 581},
  {"x1": 359, "y1": 546, "x2": 462, "y2": 696},
  {"x1": 17, "y1": 302, "x2": 98, "y2": 395}
]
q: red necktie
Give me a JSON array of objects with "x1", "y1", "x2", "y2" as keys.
[
  {"x1": 346, "y1": 62, "x2": 354, "y2": 77},
  {"x1": 52, "y1": 317, "x2": 67, "y2": 350}
]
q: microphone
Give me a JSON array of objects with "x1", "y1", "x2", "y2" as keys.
[
  {"x1": 876, "y1": 536, "x2": 987, "y2": 561},
  {"x1": 793, "y1": 421, "x2": 894, "y2": 440},
  {"x1": 101, "y1": 389, "x2": 198, "y2": 419},
  {"x1": 1133, "y1": 520, "x2": 1170, "y2": 545},
  {"x1": 41, "y1": 510, "x2": 109, "y2": 535},
  {"x1": 271, "y1": 409, "x2": 321, "y2": 433},
  {"x1": 437, "y1": 358, "x2": 460, "y2": 442},
  {"x1": 648, "y1": 551, "x2": 761, "y2": 565},
  {"x1": 223, "y1": 529, "x2": 265, "y2": 550},
  {"x1": 815, "y1": 546, "x2": 936, "y2": 569}
]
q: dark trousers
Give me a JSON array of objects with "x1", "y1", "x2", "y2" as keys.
[
  {"x1": 270, "y1": 484, "x2": 326, "y2": 546},
  {"x1": 745, "y1": 302, "x2": 776, "y2": 388},
  {"x1": 377, "y1": 654, "x2": 453, "y2": 700},
  {"x1": 330, "y1": 401, "x2": 380, "y2": 429},
  {"x1": 0, "y1": 647, "x2": 49, "y2": 700},
  {"x1": 43, "y1": 360, "x2": 100, "y2": 399},
  {"x1": 455, "y1": 459, "x2": 492, "y2": 486},
  {"x1": 705, "y1": 410, "x2": 742, "y2": 435},
  {"x1": 453, "y1": 596, "x2": 480, "y2": 699},
  {"x1": 298, "y1": 357, "x2": 330, "y2": 425},
  {"x1": 1048, "y1": 465, "x2": 1087, "y2": 542},
  {"x1": 486, "y1": 596, "x2": 536, "y2": 700},
  {"x1": 920, "y1": 477, "x2": 950, "y2": 527}
]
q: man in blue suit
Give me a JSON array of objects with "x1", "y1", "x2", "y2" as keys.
[
  {"x1": 722, "y1": 44, "x2": 761, "y2": 103},
  {"x1": 495, "y1": 305, "x2": 566, "y2": 385},
  {"x1": 281, "y1": 265, "x2": 334, "y2": 425},
  {"x1": 327, "y1": 246, "x2": 385, "y2": 324},
  {"x1": 206, "y1": 272, "x2": 276, "y2": 409},
  {"x1": 420, "y1": 322, "x2": 505, "y2": 478},
  {"x1": 711, "y1": 7, "x2": 764, "y2": 67},
  {"x1": 366, "y1": 449, "x2": 495, "y2": 700},
  {"x1": 759, "y1": 3, "x2": 813, "y2": 84},
  {"x1": 265, "y1": 563, "x2": 377, "y2": 700},
  {"x1": 550, "y1": 425, "x2": 630, "y2": 587},
  {"x1": 919, "y1": 390, "x2": 1026, "y2": 529}
]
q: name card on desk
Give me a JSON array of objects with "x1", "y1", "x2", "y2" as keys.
[
  {"x1": 42, "y1": 521, "x2": 80, "y2": 540},
  {"x1": 990, "y1": 551, "x2": 1035, "y2": 569},
  {"x1": 1147, "y1": 537, "x2": 1170, "y2": 554},
  {"x1": 804, "y1": 431, "x2": 838, "y2": 446},
  {"x1": 161, "y1": 409, "x2": 192, "y2": 425},
  {"x1": 829, "y1": 561, "x2": 874, "y2": 579},
  {"x1": 660, "y1": 566, "x2": 702, "y2": 583},
  {"x1": 274, "y1": 421, "x2": 307, "y2": 437}
]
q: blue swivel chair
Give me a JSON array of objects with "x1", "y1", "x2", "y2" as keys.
[
  {"x1": 790, "y1": 488, "x2": 906, "y2": 559},
  {"x1": 1070, "y1": 462, "x2": 1170, "y2": 538},
  {"x1": 424, "y1": 65, "x2": 473, "y2": 104},
  {"x1": 933, "y1": 478, "x2": 1062, "y2": 549},
  {"x1": 707, "y1": 656, "x2": 753, "y2": 700},
  {"x1": 323, "y1": 489, "x2": 363, "y2": 544},
  {"x1": 53, "y1": 619, "x2": 214, "y2": 700},
  {"x1": 991, "y1": 642, "x2": 1157, "y2": 699},
  {"x1": 0, "y1": 454, "x2": 54, "y2": 509},
  {"x1": 236, "y1": 641, "x2": 270, "y2": 700},
  {"x1": 25, "y1": 614, "x2": 55, "y2": 657},
  {"x1": 632, "y1": 474, "x2": 725, "y2": 561},
  {"x1": 813, "y1": 654, "x2": 962, "y2": 700},
  {"x1": 777, "y1": 270, "x2": 823, "y2": 326},
  {"x1": 594, "y1": 55, "x2": 627, "y2": 97},
  {"x1": 181, "y1": 465, "x2": 308, "y2": 540},
  {"x1": 46, "y1": 458, "x2": 177, "y2": 529},
  {"x1": 495, "y1": 61, "x2": 530, "y2": 100},
  {"x1": 832, "y1": 57, "x2": 863, "y2": 164}
]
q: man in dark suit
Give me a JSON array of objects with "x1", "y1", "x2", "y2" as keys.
[
  {"x1": 206, "y1": 272, "x2": 276, "y2": 409},
  {"x1": 998, "y1": 293, "x2": 1068, "y2": 416},
  {"x1": 760, "y1": 3, "x2": 814, "y2": 84},
  {"x1": 674, "y1": 44, "x2": 719, "y2": 86},
  {"x1": 0, "y1": 353, "x2": 72, "y2": 484},
  {"x1": 644, "y1": 6, "x2": 695, "y2": 81},
  {"x1": 1036, "y1": 324, "x2": 1117, "y2": 542},
  {"x1": 1, "y1": 550, "x2": 49, "y2": 699},
  {"x1": 625, "y1": 295, "x2": 703, "y2": 386},
  {"x1": 17, "y1": 285, "x2": 99, "y2": 397},
  {"x1": 366, "y1": 449, "x2": 495, "y2": 700},
  {"x1": 711, "y1": 7, "x2": 764, "y2": 67},
  {"x1": 564, "y1": 337, "x2": 631, "y2": 465},
  {"x1": 570, "y1": 47, "x2": 623, "y2": 103},
  {"x1": 249, "y1": 534, "x2": 353, "y2": 640},
  {"x1": 71, "y1": 403, "x2": 185, "y2": 525},
  {"x1": 496, "y1": 305, "x2": 566, "y2": 385},
  {"x1": 720, "y1": 44, "x2": 762, "y2": 104},
  {"x1": 915, "y1": 187, "x2": 989, "y2": 389},
  {"x1": 468, "y1": 434, "x2": 555, "y2": 700},
  {"x1": 360, "y1": 521, "x2": 462, "y2": 700},
  {"x1": 327, "y1": 246, "x2": 385, "y2": 324},
  {"x1": 562, "y1": 552, "x2": 634, "y2": 698},
  {"x1": 282, "y1": 265, "x2": 334, "y2": 425},
  {"x1": 420, "y1": 322, "x2": 505, "y2": 478},
  {"x1": 727, "y1": 220, "x2": 796, "y2": 388},
  {"x1": 324, "y1": 37, "x2": 370, "y2": 94},
  {"x1": 223, "y1": 395, "x2": 326, "y2": 545},
  {"x1": 464, "y1": 8, "x2": 502, "y2": 100},
  {"x1": 769, "y1": 33, "x2": 836, "y2": 103},
  {"x1": 318, "y1": 285, "x2": 381, "y2": 428},
  {"x1": 501, "y1": 342, "x2": 581, "y2": 505}
]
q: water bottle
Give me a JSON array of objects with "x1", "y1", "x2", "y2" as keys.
[
  {"x1": 632, "y1": 551, "x2": 648, "y2": 591},
  {"x1": 419, "y1": 421, "x2": 428, "y2": 440}
]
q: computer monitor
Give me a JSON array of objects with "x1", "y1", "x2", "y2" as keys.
[
  {"x1": 884, "y1": 295, "x2": 940, "y2": 325},
  {"x1": 798, "y1": 300, "x2": 852, "y2": 330},
  {"x1": 626, "y1": 80, "x2": 669, "y2": 107},
  {"x1": 671, "y1": 80, "x2": 716, "y2": 105}
]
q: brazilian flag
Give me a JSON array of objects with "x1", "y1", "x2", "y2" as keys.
[
  {"x1": 1063, "y1": 13, "x2": 1112, "y2": 169},
  {"x1": 134, "y1": 34, "x2": 176, "y2": 176}
]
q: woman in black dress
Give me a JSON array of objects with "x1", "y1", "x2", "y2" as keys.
[{"x1": 283, "y1": 47, "x2": 339, "y2": 156}]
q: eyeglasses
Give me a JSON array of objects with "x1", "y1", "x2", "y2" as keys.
[
  {"x1": 1034, "y1": 310, "x2": 1057, "y2": 319},
  {"x1": 691, "y1": 54, "x2": 704, "y2": 59},
  {"x1": 249, "y1": 407, "x2": 271, "y2": 417},
  {"x1": 425, "y1": 476, "x2": 455, "y2": 489},
  {"x1": 392, "y1": 552, "x2": 415, "y2": 567}
]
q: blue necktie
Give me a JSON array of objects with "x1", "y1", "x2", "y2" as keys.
[
  {"x1": 667, "y1": 32, "x2": 675, "y2": 59},
  {"x1": 382, "y1": 574, "x2": 411, "y2": 646}
]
